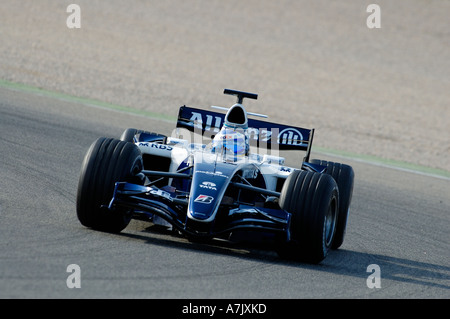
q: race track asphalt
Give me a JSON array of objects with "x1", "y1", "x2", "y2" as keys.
[{"x1": 0, "y1": 87, "x2": 448, "y2": 299}]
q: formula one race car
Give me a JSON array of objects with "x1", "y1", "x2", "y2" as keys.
[{"x1": 76, "y1": 89, "x2": 354, "y2": 263}]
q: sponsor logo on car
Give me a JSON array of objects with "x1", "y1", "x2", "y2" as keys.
[
  {"x1": 195, "y1": 170, "x2": 228, "y2": 178},
  {"x1": 189, "y1": 111, "x2": 309, "y2": 147},
  {"x1": 189, "y1": 112, "x2": 272, "y2": 142},
  {"x1": 200, "y1": 181, "x2": 217, "y2": 190},
  {"x1": 138, "y1": 142, "x2": 173, "y2": 151},
  {"x1": 277, "y1": 128, "x2": 304, "y2": 146},
  {"x1": 149, "y1": 189, "x2": 173, "y2": 201},
  {"x1": 194, "y1": 195, "x2": 214, "y2": 204}
]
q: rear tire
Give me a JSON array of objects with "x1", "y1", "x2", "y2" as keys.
[
  {"x1": 311, "y1": 160, "x2": 354, "y2": 249},
  {"x1": 277, "y1": 170, "x2": 339, "y2": 263},
  {"x1": 76, "y1": 138, "x2": 143, "y2": 233}
]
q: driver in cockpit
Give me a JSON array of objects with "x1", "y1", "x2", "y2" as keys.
[
  {"x1": 211, "y1": 127, "x2": 248, "y2": 161},
  {"x1": 210, "y1": 104, "x2": 249, "y2": 161}
]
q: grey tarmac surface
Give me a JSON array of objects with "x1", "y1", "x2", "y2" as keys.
[{"x1": 0, "y1": 87, "x2": 448, "y2": 299}]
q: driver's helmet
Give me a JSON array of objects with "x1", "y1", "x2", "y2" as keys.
[{"x1": 211, "y1": 127, "x2": 248, "y2": 161}]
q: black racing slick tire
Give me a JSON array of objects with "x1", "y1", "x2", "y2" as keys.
[
  {"x1": 311, "y1": 159, "x2": 354, "y2": 249},
  {"x1": 277, "y1": 170, "x2": 339, "y2": 264},
  {"x1": 76, "y1": 137, "x2": 143, "y2": 233}
]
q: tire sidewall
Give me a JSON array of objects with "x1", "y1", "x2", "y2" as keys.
[
  {"x1": 278, "y1": 170, "x2": 338, "y2": 263},
  {"x1": 311, "y1": 159, "x2": 354, "y2": 249},
  {"x1": 76, "y1": 138, "x2": 143, "y2": 232}
]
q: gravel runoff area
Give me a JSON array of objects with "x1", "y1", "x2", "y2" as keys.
[{"x1": 1, "y1": 0, "x2": 449, "y2": 172}]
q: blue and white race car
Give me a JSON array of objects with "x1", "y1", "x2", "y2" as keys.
[{"x1": 76, "y1": 89, "x2": 354, "y2": 263}]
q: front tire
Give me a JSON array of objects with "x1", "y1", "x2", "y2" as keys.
[
  {"x1": 311, "y1": 160, "x2": 354, "y2": 249},
  {"x1": 76, "y1": 137, "x2": 143, "y2": 233},
  {"x1": 277, "y1": 170, "x2": 339, "y2": 263}
]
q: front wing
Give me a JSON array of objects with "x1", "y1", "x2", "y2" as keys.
[{"x1": 108, "y1": 182, "x2": 291, "y2": 240}]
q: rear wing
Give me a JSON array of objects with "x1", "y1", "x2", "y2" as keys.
[{"x1": 176, "y1": 106, "x2": 315, "y2": 162}]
